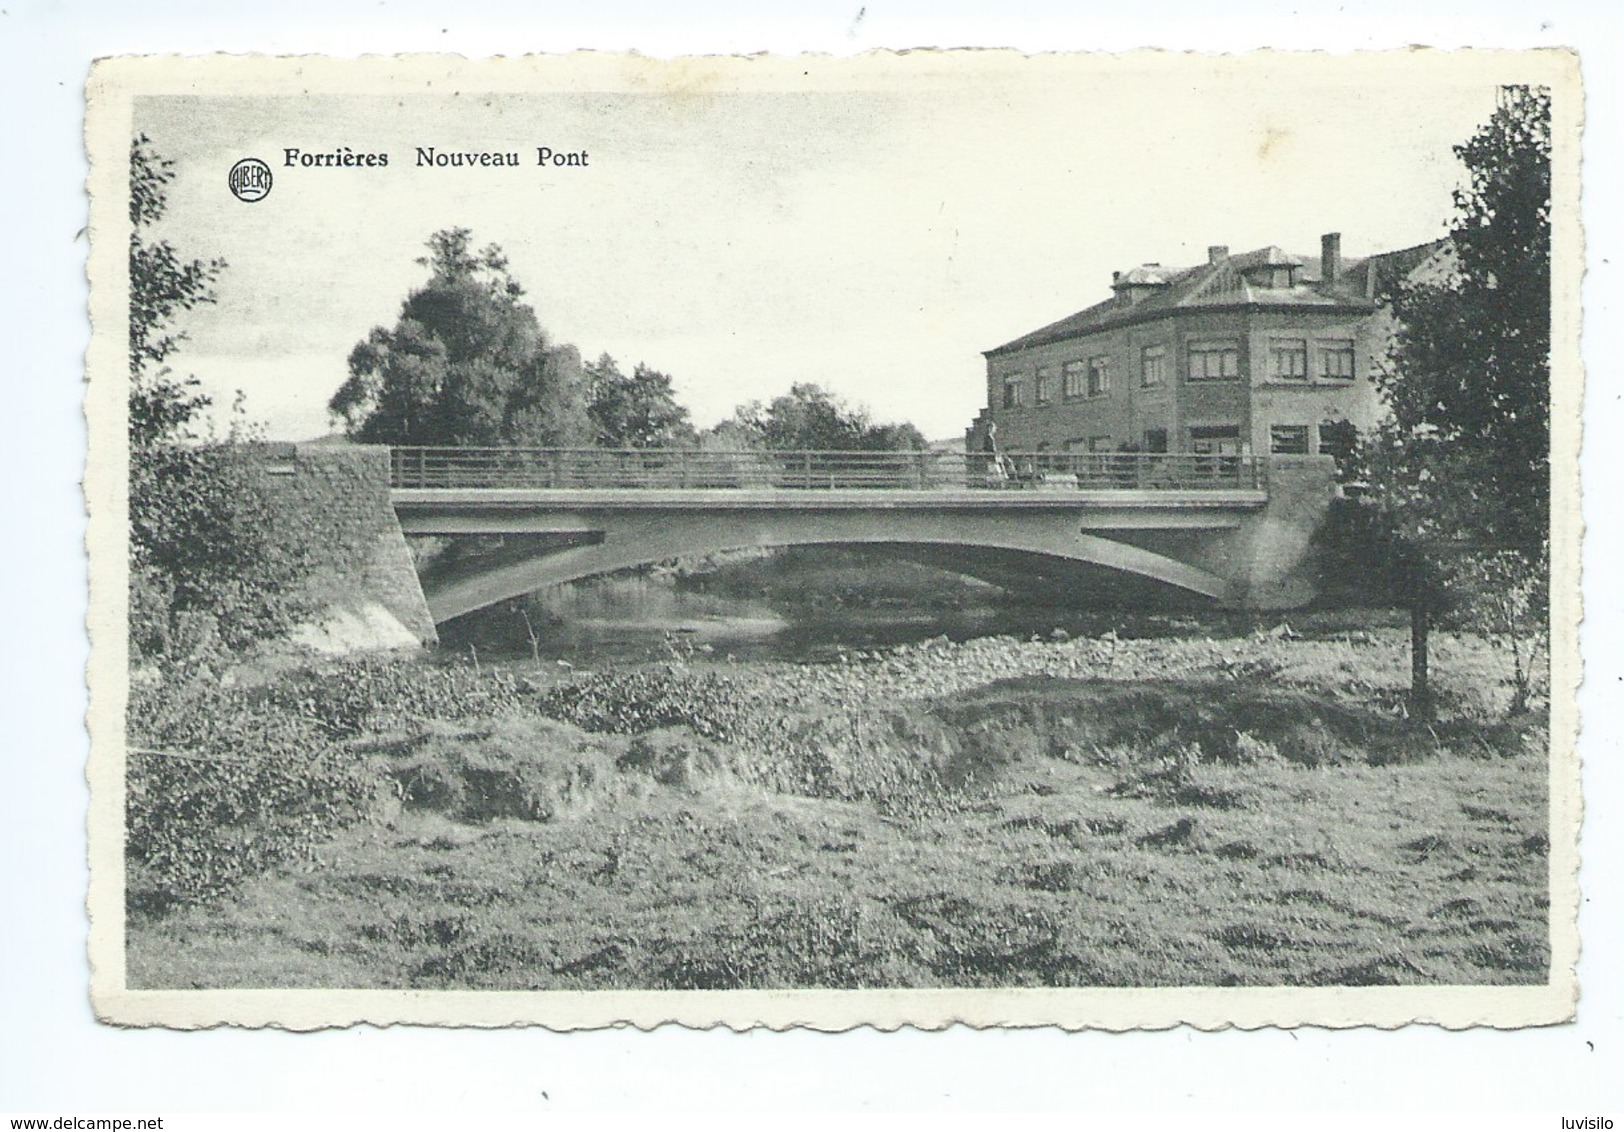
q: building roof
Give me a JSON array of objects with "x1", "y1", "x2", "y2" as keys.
[
  {"x1": 1336, "y1": 239, "x2": 1449, "y2": 300},
  {"x1": 984, "y1": 238, "x2": 1448, "y2": 358},
  {"x1": 1115, "y1": 264, "x2": 1177, "y2": 286}
]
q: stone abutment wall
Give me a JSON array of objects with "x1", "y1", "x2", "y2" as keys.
[{"x1": 262, "y1": 443, "x2": 437, "y2": 652}]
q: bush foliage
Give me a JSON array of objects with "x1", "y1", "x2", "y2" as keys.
[
  {"x1": 129, "y1": 442, "x2": 323, "y2": 656},
  {"x1": 260, "y1": 657, "x2": 527, "y2": 739},
  {"x1": 126, "y1": 657, "x2": 526, "y2": 909},
  {"x1": 127, "y1": 675, "x2": 382, "y2": 910},
  {"x1": 532, "y1": 665, "x2": 753, "y2": 741}
]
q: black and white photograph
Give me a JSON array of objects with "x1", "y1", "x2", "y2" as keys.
[{"x1": 83, "y1": 49, "x2": 1580, "y2": 1030}]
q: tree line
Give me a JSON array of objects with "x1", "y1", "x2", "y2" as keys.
[{"x1": 327, "y1": 226, "x2": 925, "y2": 454}]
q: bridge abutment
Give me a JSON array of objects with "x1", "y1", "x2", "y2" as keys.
[
  {"x1": 1230, "y1": 455, "x2": 1340, "y2": 609},
  {"x1": 263, "y1": 444, "x2": 439, "y2": 651}
]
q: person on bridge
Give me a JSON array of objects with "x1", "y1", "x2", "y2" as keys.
[{"x1": 983, "y1": 421, "x2": 1013, "y2": 483}]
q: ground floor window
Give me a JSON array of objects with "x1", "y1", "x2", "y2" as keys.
[
  {"x1": 1270, "y1": 424, "x2": 1311, "y2": 454},
  {"x1": 1318, "y1": 419, "x2": 1357, "y2": 468},
  {"x1": 1143, "y1": 427, "x2": 1169, "y2": 453},
  {"x1": 1189, "y1": 424, "x2": 1241, "y2": 455}
]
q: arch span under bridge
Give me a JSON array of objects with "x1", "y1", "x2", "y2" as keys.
[{"x1": 387, "y1": 447, "x2": 1339, "y2": 624}]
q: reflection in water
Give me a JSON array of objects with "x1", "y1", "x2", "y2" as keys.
[{"x1": 439, "y1": 557, "x2": 1219, "y2": 669}]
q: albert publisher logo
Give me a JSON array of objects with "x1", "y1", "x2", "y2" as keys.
[{"x1": 227, "y1": 157, "x2": 273, "y2": 202}]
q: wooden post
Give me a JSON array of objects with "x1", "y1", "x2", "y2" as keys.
[{"x1": 1408, "y1": 563, "x2": 1433, "y2": 722}]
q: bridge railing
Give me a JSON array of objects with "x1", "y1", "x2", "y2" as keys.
[{"x1": 388, "y1": 447, "x2": 1263, "y2": 492}]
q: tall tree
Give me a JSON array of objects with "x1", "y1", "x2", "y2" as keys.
[
  {"x1": 1355, "y1": 85, "x2": 1552, "y2": 717},
  {"x1": 728, "y1": 382, "x2": 927, "y2": 452},
  {"x1": 585, "y1": 354, "x2": 697, "y2": 448},
  {"x1": 329, "y1": 228, "x2": 591, "y2": 447},
  {"x1": 128, "y1": 134, "x2": 226, "y2": 448},
  {"x1": 128, "y1": 138, "x2": 316, "y2": 656},
  {"x1": 1376, "y1": 85, "x2": 1551, "y2": 558}
]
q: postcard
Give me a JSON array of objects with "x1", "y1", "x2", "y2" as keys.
[{"x1": 85, "y1": 49, "x2": 1582, "y2": 1029}]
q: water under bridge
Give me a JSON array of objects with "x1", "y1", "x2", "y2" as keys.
[{"x1": 384, "y1": 446, "x2": 1338, "y2": 625}]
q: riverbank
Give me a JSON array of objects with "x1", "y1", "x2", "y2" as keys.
[{"x1": 126, "y1": 624, "x2": 1550, "y2": 989}]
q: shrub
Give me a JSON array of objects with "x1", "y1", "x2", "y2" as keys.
[
  {"x1": 1233, "y1": 730, "x2": 1284, "y2": 764},
  {"x1": 126, "y1": 657, "x2": 529, "y2": 910},
  {"x1": 534, "y1": 665, "x2": 755, "y2": 741},
  {"x1": 617, "y1": 727, "x2": 739, "y2": 789},
  {"x1": 535, "y1": 668, "x2": 959, "y2": 807},
  {"x1": 389, "y1": 718, "x2": 627, "y2": 823},
  {"x1": 258, "y1": 657, "x2": 526, "y2": 739},
  {"x1": 129, "y1": 442, "x2": 322, "y2": 655},
  {"x1": 126, "y1": 676, "x2": 384, "y2": 911}
]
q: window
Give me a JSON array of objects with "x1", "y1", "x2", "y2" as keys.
[
  {"x1": 1270, "y1": 339, "x2": 1308, "y2": 381},
  {"x1": 1270, "y1": 425, "x2": 1310, "y2": 455},
  {"x1": 1143, "y1": 428, "x2": 1169, "y2": 453},
  {"x1": 1141, "y1": 344, "x2": 1168, "y2": 387},
  {"x1": 1035, "y1": 367, "x2": 1054, "y2": 405},
  {"x1": 1002, "y1": 374, "x2": 1024, "y2": 409},
  {"x1": 1318, "y1": 339, "x2": 1356, "y2": 381},
  {"x1": 1318, "y1": 419, "x2": 1356, "y2": 464},
  {"x1": 1087, "y1": 355, "x2": 1111, "y2": 397},
  {"x1": 1189, "y1": 340, "x2": 1241, "y2": 381},
  {"x1": 1062, "y1": 360, "x2": 1087, "y2": 399},
  {"x1": 1189, "y1": 425, "x2": 1241, "y2": 455},
  {"x1": 1087, "y1": 436, "x2": 1115, "y2": 453}
]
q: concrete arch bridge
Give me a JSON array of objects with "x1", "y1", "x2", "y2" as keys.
[{"x1": 387, "y1": 447, "x2": 1338, "y2": 626}]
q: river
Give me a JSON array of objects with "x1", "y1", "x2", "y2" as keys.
[{"x1": 433, "y1": 547, "x2": 1234, "y2": 667}]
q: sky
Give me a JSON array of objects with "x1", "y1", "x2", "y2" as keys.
[{"x1": 133, "y1": 53, "x2": 1515, "y2": 443}]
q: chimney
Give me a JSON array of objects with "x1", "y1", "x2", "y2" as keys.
[
  {"x1": 1321, "y1": 232, "x2": 1342, "y2": 286},
  {"x1": 1207, "y1": 245, "x2": 1229, "y2": 265}
]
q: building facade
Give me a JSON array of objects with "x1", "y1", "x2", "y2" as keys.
[{"x1": 967, "y1": 234, "x2": 1444, "y2": 463}]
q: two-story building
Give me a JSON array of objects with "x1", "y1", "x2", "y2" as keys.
[{"x1": 967, "y1": 233, "x2": 1444, "y2": 463}]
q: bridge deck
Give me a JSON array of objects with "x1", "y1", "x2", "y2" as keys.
[
  {"x1": 390, "y1": 486, "x2": 1269, "y2": 510},
  {"x1": 388, "y1": 446, "x2": 1267, "y2": 495}
]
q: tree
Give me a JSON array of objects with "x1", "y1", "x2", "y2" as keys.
[
  {"x1": 128, "y1": 134, "x2": 226, "y2": 448},
  {"x1": 585, "y1": 354, "x2": 697, "y2": 448},
  {"x1": 329, "y1": 228, "x2": 591, "y2": 447},
  {"x1": 727, "y1": 383, "x2": 927, "y2": 452},
  {"x1": 128, "y1": 138, "x2": 318, "y2": 657},
  {"x1": 1354, "y1": 85, "x2": 1551, "y2": 717},
  {"x1": 129, "y1": 437, "x2": 321, "y2": 654}
]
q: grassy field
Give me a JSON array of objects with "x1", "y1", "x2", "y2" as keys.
[{"x1": 127, "y1": 626, "x2": 1550, "y2": 989}]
